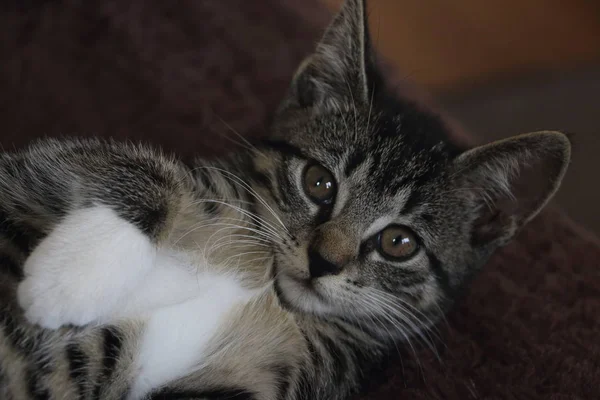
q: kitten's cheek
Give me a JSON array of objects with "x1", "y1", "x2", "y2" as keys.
[
  {"x1": 313, "y1": 274, "x2": 346, "y2": 294},
  {"x1": 275, "y1": 248, "x2": 310, "y2": 280}
]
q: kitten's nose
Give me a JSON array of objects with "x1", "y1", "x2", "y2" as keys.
[
  {"x1": 308, "y1": 223, "x2": 356, "y2": 279},
  {"x1": 308, "y1": 248, "x2": 342, "y2": 278}
]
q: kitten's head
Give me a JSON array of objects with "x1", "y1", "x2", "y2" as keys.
[{"x1": 252, "y1": 0, "x2": 570, "y2": 338}]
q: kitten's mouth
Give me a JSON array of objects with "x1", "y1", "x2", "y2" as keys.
[
  {"x1": 272, "y1": 261, "x2": 328, "y2": 313},
  {"x1": 291, "y1": 275, "x2": 328, "y2": 302}
]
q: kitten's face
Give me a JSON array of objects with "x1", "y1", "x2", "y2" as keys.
[
  {"x1": 251, "y1": 0, "x2": 570, "y2": 339},
  {"x1": 258, "y1": 106, "x2": 466, "y2": 333}
]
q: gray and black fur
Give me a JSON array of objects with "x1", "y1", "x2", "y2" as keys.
[{"x1": 0, "y1": 0, "x2": 571, "y2": 399}]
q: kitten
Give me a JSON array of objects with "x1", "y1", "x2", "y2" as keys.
[{"x1": 0, "y1": 0, "x2": 570, "y2": 399}]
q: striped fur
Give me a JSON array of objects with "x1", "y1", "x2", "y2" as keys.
[{"x1": 0, "y1": 0, "x2": 571, "y2": 399}]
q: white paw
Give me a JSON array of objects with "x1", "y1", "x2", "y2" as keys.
[{"x1": 17, "y1": 206, "x2": 157, "y2": 329}]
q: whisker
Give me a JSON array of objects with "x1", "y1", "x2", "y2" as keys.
[
  {"x1": 187, "y1": 200, "x2": 284, "y2": 243},
  {"x1": 202, "y1": 225, "x2": 276, "y2": 259},
  {"x1": 210, "y1": 233, "x2": 273, "y2": 246},
  {"x1": 178, "y1": 184, "x2": 285, "y2": 240},
  {"x1": 361, "y1": 295, "x2": 424, "y2": 375},
  {"x1": 174, "y1": 220, "x2": 283, "y2": 247},
  {"x1": 367, "y1": 290, "x2": 443, "y2": 346},
  {"x1": 221, "y1": 251, "x2": 272, "y2": 266},
  {"x1": 369, "y1": 288, "x2": 442, "y2": 335},
  {"x1": 208, "y1": 240, "x2": 272, "y2": 256},
  {"x1": 181, "y1": 213, "x2": 281, "y2": 242},
  {"x1": 198, "y1": 167, "x2": 289, "y2": 234},
  {"x1": 186, "y1": 197, "x2": 285, "y2": 240},
  {"x1": 212, "y1": 112, "x2": 268, "y2": 159},
  {"x1": 364, "y1": 292, "x2": 441, "y2": 362}
]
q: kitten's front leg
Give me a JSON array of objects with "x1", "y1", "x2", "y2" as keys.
[
  {"x1": 3, "y1": 139, "x2": 190, "y2": 329},
  {"x1": 17, "y1": 206, "x2": 157, "y2": 329}
]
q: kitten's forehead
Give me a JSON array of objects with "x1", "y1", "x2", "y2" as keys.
[
  {"x1": 268, "y1": 110, "x2": 451, "y2": 240},
  {"x1": 298, "y1": 109, "x2": 453, "y2": 200}
]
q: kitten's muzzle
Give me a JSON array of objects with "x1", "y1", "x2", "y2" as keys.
[{"x1": 308, "y1": 223, "x2": 357, "y2": 279}]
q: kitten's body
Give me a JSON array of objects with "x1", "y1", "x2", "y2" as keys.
[
  {"x1": 0, "y1": 0, "x2": 571, "y2": 399},
  {"x1": 0, "y1": 140, "x2": 384, "y2": 400}
]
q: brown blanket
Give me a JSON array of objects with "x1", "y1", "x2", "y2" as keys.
[{"x1": 1, "y1": 1, "x2": 598, "y2": 398}]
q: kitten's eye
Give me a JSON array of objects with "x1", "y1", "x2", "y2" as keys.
[
  {"x1": 303, "y1": 164, "x2": 336, "y2": 205},
  {"x1": 378, "y1": 225, "x2": 419, "y2": 260}
]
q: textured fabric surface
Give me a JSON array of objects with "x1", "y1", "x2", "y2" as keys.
[{"x1": 1, "y1": 1, "x2": 598, "y2": 399}]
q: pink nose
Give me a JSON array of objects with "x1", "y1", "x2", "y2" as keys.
[{"x1": 308, "y1": 223, "x2": 357, "y2": 278}]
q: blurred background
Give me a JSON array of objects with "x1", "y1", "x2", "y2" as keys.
[{"x1": 325, "y1": 0, "x2": 600, "y2": 234}]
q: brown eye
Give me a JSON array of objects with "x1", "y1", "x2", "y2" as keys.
[
  {"x1": 378, "y1": 225, "x2": 419, "y2": 260},
  {"x1": 303, "y1": 164, "x2": 336, "y2": 205}
]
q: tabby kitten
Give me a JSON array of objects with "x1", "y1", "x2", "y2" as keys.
[{"x1": 0, "y1": 0, "x2": 570, "y2": 399}]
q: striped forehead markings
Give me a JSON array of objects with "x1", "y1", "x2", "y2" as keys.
[{"x1": 343, "y1": 149, "x2": 368, "y2": 177}]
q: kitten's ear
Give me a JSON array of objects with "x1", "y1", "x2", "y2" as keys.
[
  {"x1": 453, "y1": 131, "x2": 571, "y2": 248},
  {"x1": 280, "y1": 0, "x2": 374, "y2": 112}
]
